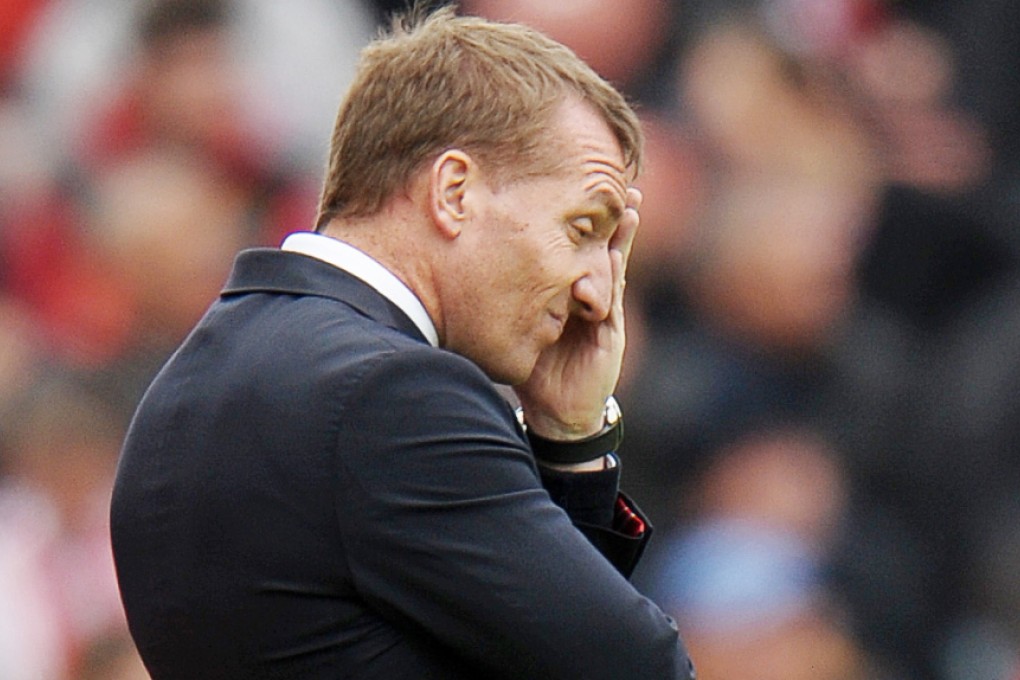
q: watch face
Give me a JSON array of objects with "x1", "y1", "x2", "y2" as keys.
[{"x1": 605, "y1": 396, "x2": 622, "y2": 427}]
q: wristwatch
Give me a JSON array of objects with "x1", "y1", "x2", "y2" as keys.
[{"x1": 517, "y1": 396, "x2": 624, "y2": 465}]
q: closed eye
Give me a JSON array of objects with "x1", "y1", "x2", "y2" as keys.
[{"x1": 570, "y1": 216, "x2": 596, "y2": 241}]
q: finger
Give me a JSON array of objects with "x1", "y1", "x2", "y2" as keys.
[
  {"x1": 626, "y1": 185, "x2": 644, "y2": 212},
  {"x1": 611, "y1": 247, "x2": 625, "y2": 310},
  {"x1": 599, "y1": 248, "x2": 628, "y2": 342},
  {"x1": 610, "y1": 186, "x2": 642, "y2": 277}
]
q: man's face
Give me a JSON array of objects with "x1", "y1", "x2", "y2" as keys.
[{"x1": 442, "y1": 99, "x2": 632, "y2": 385}]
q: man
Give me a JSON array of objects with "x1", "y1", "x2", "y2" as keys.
[{"x1": 111, "y1": 7, "x2": 695, "y2": 679}]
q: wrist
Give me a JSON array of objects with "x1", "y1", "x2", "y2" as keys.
[
  {"x1": 519, "y1": 408, "x2": 604, "y2": 440},
  {"x1": 538, "y1": 452, "x2": 618, "y2": 473},
  {"x1": 517, "y1": 396, "x2": 623, "y2": 465}
]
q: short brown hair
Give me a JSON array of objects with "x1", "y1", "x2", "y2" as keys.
[{"x1": 315, "y1": 5, "x2": 643, "y2": 227}]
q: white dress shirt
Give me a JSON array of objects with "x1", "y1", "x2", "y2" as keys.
[{"x1": 281, "y1": 231, "x2": 439, "y2": 347}]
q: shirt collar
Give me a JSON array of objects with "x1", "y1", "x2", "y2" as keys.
[{"x1": 280, "y1": 231, "x2": 439, "y2": 347}]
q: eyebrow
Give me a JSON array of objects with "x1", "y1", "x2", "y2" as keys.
[{"x1": 586, "y1": 186, "x2": 625, "y2": 224}]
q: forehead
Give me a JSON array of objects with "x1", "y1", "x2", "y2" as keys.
[{"x1": 549, "y1": 99, "x2": 631, "y2": 196}]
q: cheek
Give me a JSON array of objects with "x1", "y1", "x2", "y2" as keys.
[
  {"x1": 485, "y1": 247, "x2": 552, "y2": 301},
  {"x1": 475, "y1": 217, "x2": 576, "y2": 321}
]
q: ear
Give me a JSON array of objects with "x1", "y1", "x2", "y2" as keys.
[{"x1": 429, "y1": 149, "x2": 474, "y2": 239}]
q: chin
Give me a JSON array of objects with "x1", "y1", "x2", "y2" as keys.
[
  {"x1": 452, "y1": 332, "x2": 541, "y2": 386},
  {"x1": 477, "y1": 352, "x2": 537, "y2": 387},
  {"x1": 489, "y1": 363, "x2": 533, "y2": 387}
]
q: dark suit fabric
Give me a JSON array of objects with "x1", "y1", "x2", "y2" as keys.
[{"x1": 111, "y1": 248, "x2": 692, "y2": 679}]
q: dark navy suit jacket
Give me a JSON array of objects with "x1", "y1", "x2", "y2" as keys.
[{"x1": 111, "y1": 248, "x2": 694, "y2": 679}]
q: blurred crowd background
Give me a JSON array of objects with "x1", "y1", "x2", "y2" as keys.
[{"x1": 1, "y1": 0, "x2": 1018, "y2": 678}]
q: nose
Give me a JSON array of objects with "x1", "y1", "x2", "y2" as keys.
[{"x1": 570, "y1": 249, "x2": 613, "y2": 322}]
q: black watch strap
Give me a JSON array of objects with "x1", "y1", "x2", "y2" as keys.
[{"x1": 518, "y1": 396, "x2": 623, "y2": 465}]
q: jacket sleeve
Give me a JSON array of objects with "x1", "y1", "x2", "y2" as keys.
[
  {"x1": 333, "y1": 347, "x2": 695, "y2": 680},
  {"x1": 537, "y1": 464, "x2": 652, "y2": 578}
]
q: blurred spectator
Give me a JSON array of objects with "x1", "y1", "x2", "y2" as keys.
[
  {"x1": 650, "y1": 519, "x2": 872, "y2": 680},
  {"x1": 0, "y1": 370, "x2": 127, "y2": 679},
  {"x1": 895, "y1": 0, "x2": 1020, "y2": 249},
  {"x1": 678, "y1": 14, "x2": 879, "y2": 183},
  {"x1": 0, "y1": 179, "x2": 135, "y2": 368},
  {"x1": 79, "y1": 147, "x2": 253, "y2": 417},
  {"x1": 670, "y1": 3, "x2": 1013, "y2": 339},
  {"x1": 691, "y1": 425, "x2": 848, "y2": 552},
  {"x1": 1, "y1": 142, "x2": 257, "y2": 410},
  {"x1": 35, "y1": 0, "x2": 327, "y2": 234},
  {"x1": 843, "y1": 16, "x2": 989, "y2": 194},
  {"x1": 841, "y1": 15, "x2": 1014, "y2": 338},
  {"x1": 460, "y1": 0, "x2": 681, "y2": 105},
  {"x1": 680, "y1": 177, "x2": 875, "y2": 351},
  {"x1": 2, "y1": 0, "x2": 338, "y2": 376},
  {"x1": 16, "y1": 0, "x2": 376, "y2": 176},
  {"x1": 644, "y1": 425, "x2": 876, "y2": 680}
]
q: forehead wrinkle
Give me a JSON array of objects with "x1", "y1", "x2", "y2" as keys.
[
  {"x1": 579, "y1": 144, "x2": 626, "y2": 173},
  {"x1": 583, "y1": 161, "x2": 627, "y2": 212},
  {"x1": 582, "y1": 152, "x2": 627, "y2": 183}
]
